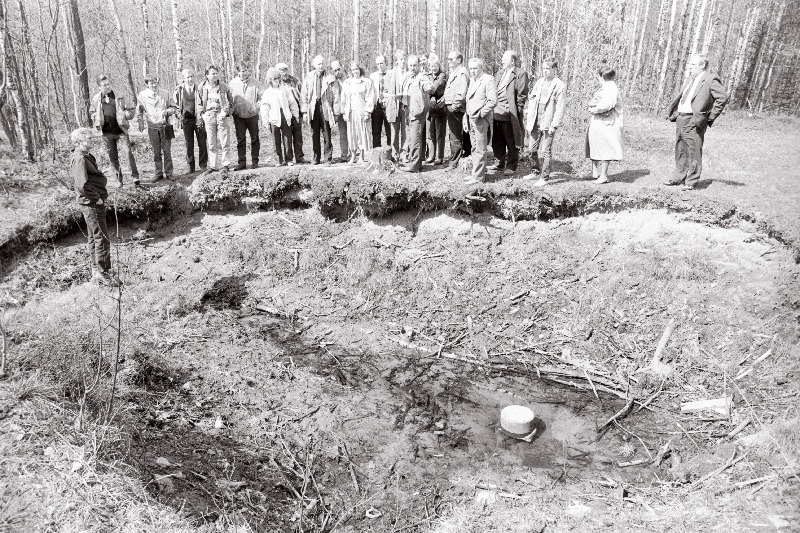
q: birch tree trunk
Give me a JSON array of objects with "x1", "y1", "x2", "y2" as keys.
[
  {"x1": 628, "y1": 0, "x2": 652, "y2": 95},
  {"x1": 106, "y1": 0, "x2": 137, "y2": 101},
  {"x1": 141, "y1": 0, "x2": 150, "y2": 76},
  {"x1": 310, "y1": 0, "x2": 317, "y2": 53},
  {"x1": 63, "y1": 0, "x2": 91, "y2": 124},
  {"x1": 353, "y1": 0, "x2": 360, "y2": 61},
  {"x1": 171, "y1": 0, "x2": 183, "y2": 78},
  {"x1": 390, "y1": 0, "x2": 397, "y2": 60},
  {"x1": 219, "y1": 2, "x2": 229, "y2": 76},
  {"x1": 430, "y1": 0, "x2": 441, "y2": 54},
  {"x1": 226, "y1": 0, "x2": 237, "y2": 69},
  {"x1": 256, "y1": 0, "x2": 266, "y2": 78},
  {"x1": 690, "y1": 0, "x2": 709, "y2": 55},
  {"x1": 654, "y1": 0, "x2": 679, "y2": 111}
]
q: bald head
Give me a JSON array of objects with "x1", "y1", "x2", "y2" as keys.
[{"x1": 312, "y1": 55, "x2": 326, "y2": 74}]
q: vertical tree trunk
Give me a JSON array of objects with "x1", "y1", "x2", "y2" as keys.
[
  {"x1": 310, "y1": 0, "x2": 317, "y2": 54},
  {"x1": 390, "y1": 0, "x2": 397, "y2": 59},
  {"x1": 701, "y1": 0, "x2": 716, "y2": 54},
  {"x1": 353, "y1": 0, "x2": 360, "y2": 62},
  {"x1": 16, "y1": 0, "x2": 48, "y2": 148},
  {"x1": 728, "y1": 6, "x2": 760, "y2": 102},
  {"x1": 628, "y1": 0, "x2": 652, "y2": 95},
  {"x1": 219, "y1": 1, "x2": 229, "y2": 75},
  {"x1": 430, "y1": 0, "x2": 441, "y2": 55},
  {"x1": 171, "y1": 0, "x2": 183, "y2": 79},
  {"x1": 141, "y1": 0, "x2": 150, "y2": 76},
  {"x1": 63, "y1": 0, "x2": 91, "y2": 125},
  {"x1": 754, "y1": 3, "x2": 785, "y2": 111},
  {"x1": 204, "y1": 0, "x2": 214, "y2": 64},
  {"x1": 653, "y1": 0, "x2": 679, "y2": 111},
  {"x1": 5, "y1": 38, "x2": 34, "y2": 160},
  {"x1": 106, "y1": 0, "x2": 137, "y2": 101},
  {"x1": 690, "y1": 0, "x2": 710, "y2": 55},
  {"x1": 226, "y1": 0, "x2": 236, "y2": 69},
  {"x1": 256, "y1": 0, "x2": 266, "y2": 78}
]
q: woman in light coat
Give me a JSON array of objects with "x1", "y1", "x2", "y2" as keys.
[
  {"x1": 260, "y1": 67, "x2": 300, "y2": 166},
  {"x1": 341, "y1": 62, "x2": 377, "y2": 163},
  {"x1": 586, "y1": 66, "x2": 623, "y2": 184}
]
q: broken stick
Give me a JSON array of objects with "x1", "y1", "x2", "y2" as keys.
[{"x1": 651, "y1": 319, "x2": 677, "y2": 368}]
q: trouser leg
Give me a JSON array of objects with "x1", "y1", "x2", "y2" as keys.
[
  {"x1": 672, "y1": 116, "x2": 689, "y2": 183},
  {"x1": 446, "y1": 109, "x2": 465, "y2": 167},
  {"x1": 103, "y1": 133, "x2": 122, "y2": 180},
  {"x1": 281, "y1": 114, "x2": 294, "y2": 162},
  {"x1": 204, "y1": 112, "x2": 218, "y2": 169},
  {"x1": 491, "y1": 120, "x2": 508, "y2": 167},
  {"x1": 148, "y1": 127, "x2": 164, "y2": 178},
  {"x1": 81, "y1": 204, "x2": 111, "y2": 274},
  {"x1": 272, "y1": 121, "x2": 284, "y2": 164},
  {"x1": 434, "y1": 115, "x2": 446, "y2": 161},
  {"x1": 218, "y1": 115, "x2": 232, "y2": 167},
  {"x1": 372, "y1": 104, "x2": 386, "y2": 147},
  {"x1": 337, "y1": 115, "x2": 349, "y2": 158},
  {"x1": 425, "y1": 116, "x2": 435, "y2": 161},
  {"x1": 183, "y1": 124, "x2": 196, "y2": 170},
  {"x1": 233, "y1": 115, "x2": 247, "y2": 166},
  {"x1": 291, "y1": 115, "x2": 304, "y2": 161},
  {"x1": 247, "y1": 115, "x2": 260, "y2": 166},
  {"x1": 310, "y1": 104, "x2": 323, "y2": 163},
  {"x1": 470, "y1": 117, "x2": 488, "y2": 179},
  {"x1": 407, "y1": 117, "x2": 424, "y2": 171},
  {"x1": 121, "y1": 132, "x2": 139, "y2": 179},
  {"x1": 683, "y1": 118, "x2": 705, "y2": 187},
  {"x1": 196, "y1": 126, "x2": 208, "y2": 168},
  {"x1": 162, "y1": 129, "x2": 173, "y2": 178},
  {"x1": 540, "y1": 131, "x2": 554, "y2": 178}
]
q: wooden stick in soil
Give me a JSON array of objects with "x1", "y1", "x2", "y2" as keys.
[
  {"x1": 598, "y1": 397, "x2": 635, "y2": 432},
  {"x1": 0, "y1": 316, "x2": 7, "y2": 378},
  {"x1": 650, "y1": 318, "x2": 677, "y2": 371}
]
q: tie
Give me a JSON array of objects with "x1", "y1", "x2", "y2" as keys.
[{"x1": 680, "y1": 78, "x2": 694, "y2": 105}]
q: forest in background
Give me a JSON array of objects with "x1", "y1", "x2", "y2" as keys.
[{"x1": 0, "y1": 0, "x2": 797, "y2": 161}]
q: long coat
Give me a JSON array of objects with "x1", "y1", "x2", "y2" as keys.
[
  {"x1": 586, "y1": 80, "x2": 624, "y2": 161},
  {"x1": 494, "y1": 67, "x2": 528, "y2": 146},
  {"x1": 300, "y1": 70, "x2": 337, "y2": 124}
]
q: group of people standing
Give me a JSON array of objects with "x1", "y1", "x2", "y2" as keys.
[{"x1": 72, "y1": 49, "x2": 727, "y2": 285}]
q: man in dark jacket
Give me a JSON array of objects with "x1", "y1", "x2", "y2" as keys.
[
  {"x1": 490, "y1": 50, "x2": 528, "y2": 176},
  {"x1": 174, "y1": 69, "x2": 208, "y2": 174},
  {"x1": 90, "y1": 75, "x2": 139, "y2": 186},
  {"x1": 664, "y1": 54, "x2": 728, "y2": 190},
  {"x1": 278, "y1": 63, "x2": 307, "y2": 164},
  {"x1": 70, "y1": 127, "x2": 117, "y2": 286},
  {"x1": 424, "y1": 56, "x2": 447, "y2": 165}
]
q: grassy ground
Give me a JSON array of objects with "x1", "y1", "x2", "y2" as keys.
[{"x1": 1, "y1": 111, "x2": 799, "y2": 532}]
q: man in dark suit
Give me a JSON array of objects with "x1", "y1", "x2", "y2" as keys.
[
  {"x1": 665, "y1": 54, "x2": 728, "y2": 190},
  {"x1": 490, "y1": 49, "x2": 528, "y2": 176},
  {"x1": 398, "y1": 55, "x2": 433, "y2": 173}
]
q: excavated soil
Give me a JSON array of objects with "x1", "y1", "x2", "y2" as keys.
[{"x1": 4, "y1": 201, "x2": 799, "y2": 531}]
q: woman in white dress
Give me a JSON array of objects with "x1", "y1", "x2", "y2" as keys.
[
  {"x1": 586, "y1": 66, "x2": 624, "y2": 184},
  {"x1": 341, "y1": 62, "x2": 377, "y2": 163}
]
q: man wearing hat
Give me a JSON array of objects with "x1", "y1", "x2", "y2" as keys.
[{"x1": 277, "y1": 62, "x2": 306, "y2": 164}]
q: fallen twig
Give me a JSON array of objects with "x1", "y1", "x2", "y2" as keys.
[
  {"x1": 688, "y1": 447, "x2": 745, "y2": 489},
  {"x1": 331, "y1": 238, "x2": 355, "y2": 250},
  {"x1": 598, "y1": 397, "x2": 635, "y2": 432},
  {"x1": 650, "y1": 318, "x2": 677, "y2": 373}
]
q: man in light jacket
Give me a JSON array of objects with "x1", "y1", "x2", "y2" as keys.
[
  {"x1": 524, "y1": 57, "x2": 566, "y2": 186},
  {"x1": 369, "y1": 55, "x2": 393, "y2": 149},
  {"x1": 443, "y1": 51, "x2": 470, "y2": 170},
  {"x1": 398, "y1": 55, "x2": 433, "y2": 173},
  {"x1": 91, "y1": 75, "x2": 139, "y2": 186},
  {"x1": 300, "y1": 55, "x2": 335, "y2": 164},
  {"x1": 174, "y1": 69, "x2": 207, "y2": 174},
  {"x1": 229, "y1": 63, "x2": 263, "y2": 170},
  {"x1": 664, "y1": 53, "x2": 728, "y2": 190},
  {"x1": 389, "y1": 49, "x2": 408, "y2": 161},
  {"x1": 463, "y1": 58, "x2": 497, "y2": 184},
  {"x1": 490, "y1": 50, "x2": 528, "y2": 176},
  {"x1": 137, "y1": 74, "x2": 177, "y2": 182}
]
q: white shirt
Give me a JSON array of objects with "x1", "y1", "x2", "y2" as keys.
[{"x1": 677, "y1": 72, "x2": 704, "y2": 114}]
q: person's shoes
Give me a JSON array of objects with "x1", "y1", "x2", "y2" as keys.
[
  {"x1": 234, "y1": 164, "x2": 246, "y2": 171},
  {"x1": 132, "y1": 175, "x2": 141, "y2": 186},
  {"x1": 423, "y1": 157, "x2": 435, "y2": 165},
  {"x1": 348, "y1": 154, "x2": 358, "y2": 164},
  {"x1": 311, "y1": 160, "x2": 320, "y2": 165},
  {"x1": 287, "y1": 161, "x2": 295, "y2": 166},
  {"x1": 295, "y1": 158, "x2": 308, "y2": 165},
  {"x1": 532, "y1": 178, "x2": 548, "y2": 187},
  {"x1": 398, "y1": 165, "x2": 420, "y2": 173},
  {"x1": 487, "y1": 163, "x2": 505, "y2": 171},
  {"x1": 146, "y1": 175, "x2": 164, "y2": 183},
  {"x1": 201, "y1": 167, "x2": 217, "y2": 176},
  {"x1": 682, "y1": 185, "x2": 695, "y2": 191},
  {"x1": 189, "y1": 167, "x2": 196, "y2": 174},
  {"x1": 433, "y1": 159, "x2": 444, "y2": 165},
  {"x1": 252, "y1": 161, "x2": 259, "y2": 169},
  {"x1": 595, "y1": 176, "x2": 609, "y2": 184},
  {"x1": 663, "y1": 180, "x2": 683, "y2": 186},
  {"x1": 278, "y1": 161, "x2": 287, "y2": 166},
  {"x1": 503, "y1": 168, "x2": 516, "y2": 176}
]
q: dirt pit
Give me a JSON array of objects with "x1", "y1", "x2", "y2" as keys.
[{"x1": 6, "y1": 206, "x2": 799, "y2": 531}]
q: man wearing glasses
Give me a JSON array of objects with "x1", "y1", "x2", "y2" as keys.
[{"x1": 444, "y1": 52, "x2": 471, "y2": 170}]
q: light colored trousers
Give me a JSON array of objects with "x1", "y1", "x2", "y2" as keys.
[
  {"x1": 203, "y1": 110, "x2": 232, "y2": 169},
  {"x1": 469, "y1": 116, "x2": 490, "y2": 179}
]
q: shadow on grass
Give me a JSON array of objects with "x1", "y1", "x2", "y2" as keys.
[
  {"x1": 696, "y1": 178, "x2": 745, "y2": 189},
  {"x1": 613, "y1": 168, "x2": 651, "y2": 183}
]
